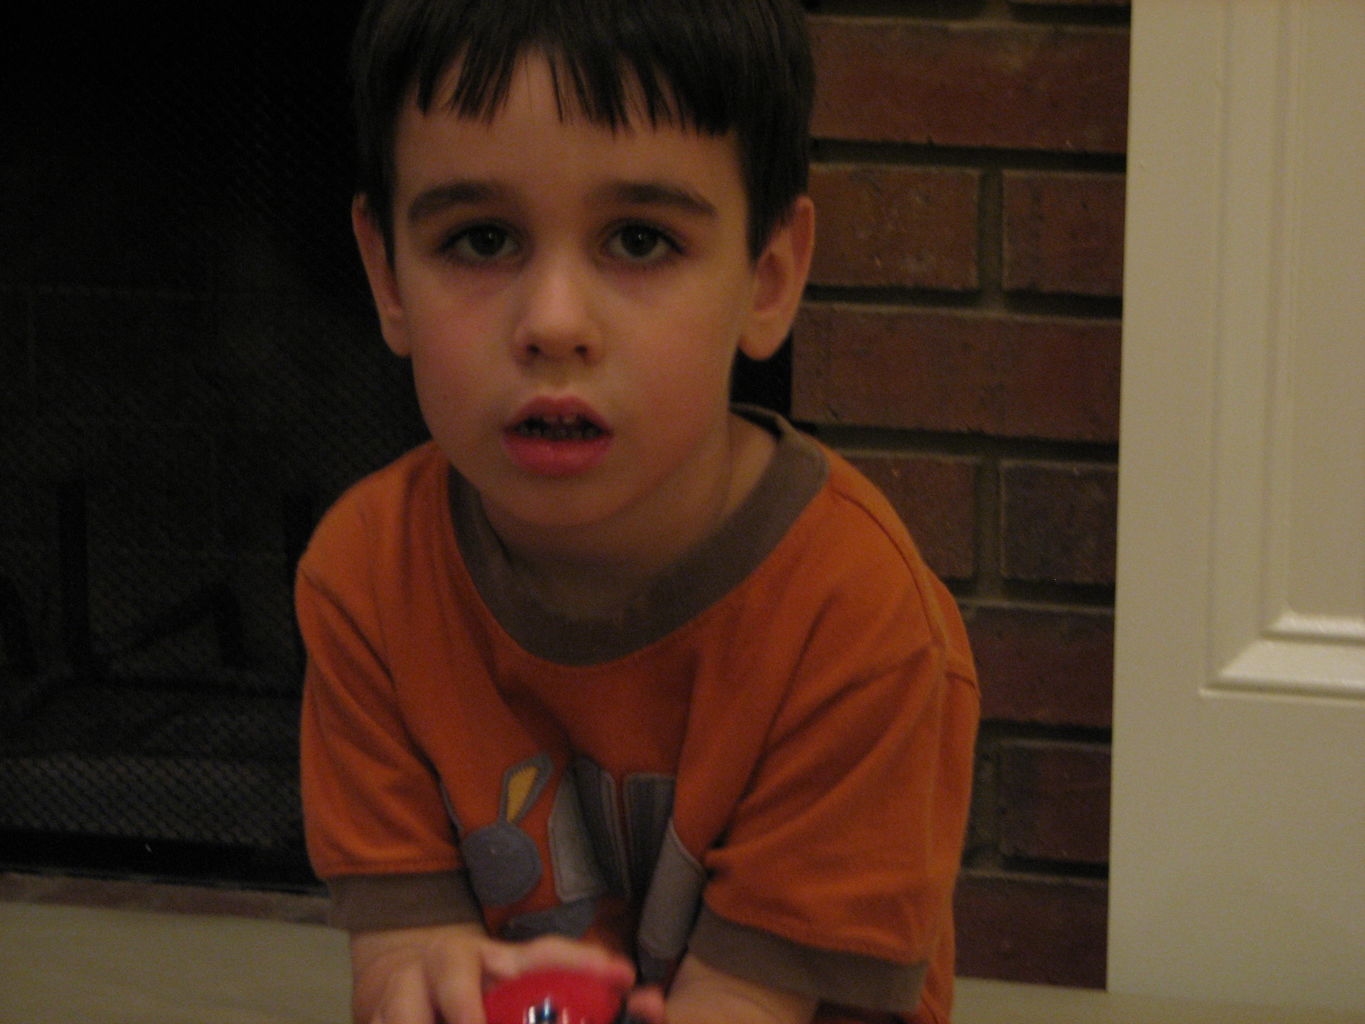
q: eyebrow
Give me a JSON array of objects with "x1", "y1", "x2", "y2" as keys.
[
  {"x1": 406, "y1": 181, "x2": 503, "y2": 226},
  {"x1": 405, "y1": 178, "x2": 719, "y2": 226},
  {"x1": 592, "y1": 181, "x2": 719, "y2": 219}
]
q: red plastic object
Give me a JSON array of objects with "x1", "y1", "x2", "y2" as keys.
[{"x1": 483, "y1": 968, "x2": 626, "y2": 1024}]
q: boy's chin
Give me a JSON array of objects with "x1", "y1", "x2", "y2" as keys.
[{"x1": 479, "y1": 483, "x2": 627, "y2": 538}]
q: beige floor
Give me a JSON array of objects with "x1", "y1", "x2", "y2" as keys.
[{"x1": 1, "y1": 899, "x2": 1361, "y2": 1024}]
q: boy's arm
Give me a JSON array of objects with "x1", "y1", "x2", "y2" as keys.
[
  {"x1": 350, "y1": 923, "x2": 636, "y2": 1024},
  {"x1": 626, "y1": 954, "x2": 816, "y2": 1024},
  {"x1": 353, "y1": 930, "x2": 814, "y2": 1024}
]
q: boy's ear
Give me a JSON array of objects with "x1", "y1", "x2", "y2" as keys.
[
  {"x1": 351, "y1": 195, "x2": 412, "y2": 357},
  {"x1": 739, "y1": 195, "x2": 815, "y2": 363}
]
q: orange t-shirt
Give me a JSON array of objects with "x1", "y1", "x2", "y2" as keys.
[{"x1": 297, "y1": 409, "x2": 979, "y2": 1022}]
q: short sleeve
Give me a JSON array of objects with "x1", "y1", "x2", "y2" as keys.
[
  {"x1": 688, "y1": 523, "x2": 979, "y2": 1018},
  {"x1": 296, "y1": 503, "x2": 463, "y2": 883}
]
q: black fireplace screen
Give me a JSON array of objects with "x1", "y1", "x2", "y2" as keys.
[{"x1": 1, "y1": 1, "x2": 426, "y2": 886}]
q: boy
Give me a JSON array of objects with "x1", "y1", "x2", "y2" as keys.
[{"x1": 296, "y1": 0, "x2": 979, "y2": 1021}]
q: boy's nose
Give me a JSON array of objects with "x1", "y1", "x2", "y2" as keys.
[{"x1": 513, "y1": 257, "x2": 603, "y2": 366}]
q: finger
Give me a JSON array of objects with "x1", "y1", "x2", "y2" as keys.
[
  {"x1": 372, "y1": 967, "x2": 438, "y2": 1024},
  {"x1": 427, "y1": 947, "x2": 487, "y2": 1024},
  {"x1": 483, "y1": 936, "x2": 635, "y2": 988},
  {"x1": 623, "y1": 985, "x2": 668, "y2": 1024}
]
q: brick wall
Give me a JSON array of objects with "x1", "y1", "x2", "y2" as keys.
[{"x1": 798, "y1": 0, "x2": 1128, "y2": 988}]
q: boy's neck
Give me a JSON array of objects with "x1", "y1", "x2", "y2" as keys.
[{"x1": 486, "y1": 412, "x2": 776, "y2": 622}]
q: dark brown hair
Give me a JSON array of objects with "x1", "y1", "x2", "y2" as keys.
[{"x1": 350, "y1": 0, "x2": 813, "y2": 259}]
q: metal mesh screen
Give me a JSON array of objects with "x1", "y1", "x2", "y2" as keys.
[{"x1": 2, "y1": 0, "x2": 426, "y2": 886}]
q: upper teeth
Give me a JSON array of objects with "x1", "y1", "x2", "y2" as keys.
[{"x1": 519, "y1": 415, "x2": 601, "y2": 440}]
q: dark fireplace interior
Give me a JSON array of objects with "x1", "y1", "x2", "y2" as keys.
[
  {"x1": 3, "y1": 3, "x2": 789, "y2": 891},
  {"x1": 2, "y1": 0, "x2": 423, "y2": 889}
]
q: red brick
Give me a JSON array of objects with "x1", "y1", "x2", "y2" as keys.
[
  {"x1": 846, "y1": 453, "x2": 978, "y2": 580},
  {"x1": 1003, "y1": 171, "x2": 1126, "y2": 297},
  {"x1": 965, "y1": 604, "x2": 1113, "y2": 728},
  {"x1": 1000, "y1": 460, "x2": 1118, "y2": 585},
  {"x1": 998, "y1": 739, "x2": 1111, "y2": 865},
  {"x1": 955, "y1": 870, "x2": 1107, "y2": 987},
  {"x1": 809, "y1": 164, "x2": 980, "y2": 290},
  {"x1": 792, "y1": 304, "x2": 1121, "y2": 443},
  {"x1": 810, "y1": 17, "x2": 1129, "y2": 153}
]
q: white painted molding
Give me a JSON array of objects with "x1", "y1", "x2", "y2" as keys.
[{"x1": 1204, "y1": 0, "x2": 1365, "y2": 702}]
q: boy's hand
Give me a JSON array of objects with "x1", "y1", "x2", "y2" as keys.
[
  {"x1": 625, "y1": 954, "x2": 816, "y2": 1024},
  {"x1": 349, "y1": 922, "x2": 636, "y2": 1024}
]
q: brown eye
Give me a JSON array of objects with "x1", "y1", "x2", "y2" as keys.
[
  {"x1": 607, "y1": 224, "x2": 677, "y2": 263},
  {"x1": 446, "y1": 223, "x2": 518, "y2": 263}
]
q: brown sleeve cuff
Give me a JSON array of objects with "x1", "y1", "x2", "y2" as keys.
[
  {"x1": 687, "y1": 906, "x2": 928, "y2": 1014},
  {"x1": 325, "y1": 871, "x2": 483, "y2": 932}
]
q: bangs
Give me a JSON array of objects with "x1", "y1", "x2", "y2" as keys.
[
  {"x1": 353, "y1": 0, "x2": 811, "y2": 257},
  {"x1": 411, "y1": 3, "x2": 736, "y2": 136}
]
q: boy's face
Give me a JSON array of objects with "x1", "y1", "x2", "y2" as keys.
[{"x1": 354, "y1": 55, "x2": 811, "y2": 555}]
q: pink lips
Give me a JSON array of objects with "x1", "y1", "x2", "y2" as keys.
[{"x1": 503, "y1": 398, "x2": 612, "y2": 478}]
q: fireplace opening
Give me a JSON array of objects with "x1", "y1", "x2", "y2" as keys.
[{"x1": 1, "y1": 0, "x2": 425, "y2": 890}]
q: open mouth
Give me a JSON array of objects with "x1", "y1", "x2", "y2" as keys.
[
  {"x1": 512, "y1": 414, "x2": 606, "y2": 442},
  {"x1": 504, "y1": 409, "x2": 612, "y2": 476}
]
